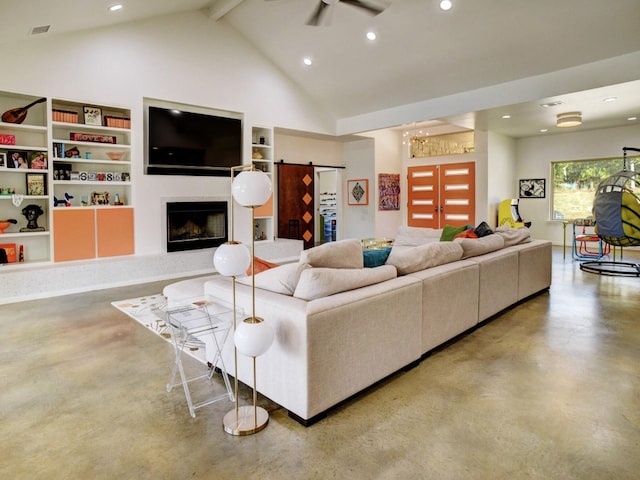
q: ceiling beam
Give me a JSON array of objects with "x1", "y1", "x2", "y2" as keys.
[{"x1": 208, "y1": 0, "x2": 244, "y2": 21}]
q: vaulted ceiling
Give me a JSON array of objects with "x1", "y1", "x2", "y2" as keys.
[{"x1": 2, "y1": 0, "x2": 640, "y2": 137}]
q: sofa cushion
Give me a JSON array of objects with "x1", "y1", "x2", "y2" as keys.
[
  {"x1": 473, "y1": 221, "x2": 494, "y2": 238},
  {"x1": 238, "y1": 262, "x2": 309, "y2": 296},
  {"x1": 385, "y1": 241, "x2": 464, "y2": 275},
  {"x1": 363, "y1": 247, "x2": 392, "y2": 268},
  {"x1": 494, "y1": 226, "x2": 532, "y2": 246},
  {"x1": 454, "y1": 228, "x2": 478, "y2": 239},
  {"x1": 394, "y1": 226, "x2": 442, "y2": 246},
  {"x1": 455, "y1": 234, "x2": 505, "y2": 259},
  {"x1": 440, "y1": 224, "x2": 469, "y2": 241},
  {"x1": 299, "y1": 239, "x2": 364, "y2": 269},
  {"x1": 247, "y1": 256, "x2": 279, "y2": 275},
  {"x1": 293, "y1": 265, "x2": 397, "y2": 301}
]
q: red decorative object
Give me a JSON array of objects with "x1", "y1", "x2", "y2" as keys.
[
  {"x1": 70, "y1": 132, "x2": 116, "y2": 144},
  {"x1": 0, "y1": 133, "x2": 16, "y2": 145}
]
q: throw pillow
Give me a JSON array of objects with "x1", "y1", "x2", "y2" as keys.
[
  {"x1": 455, "y1": 234, "x2": 505, "y2": 259},
  {"x1": 238, "y1": 262, "x2": 309, "y2": 296},
  {"x1": 454, "y1": 228, "x2": 478, "y2": 240},
  {"x1": 246, "y1": 256, "x2": 279, "y2": 276},
  {"x1": 299, "y1": 238, "x2": 364, "y2": 269},
  {"x1": 394, "y1": 226, "x2": 442, "y2": 246},
  {"x1": 473, "y1": 221, "x2": 493, "y2": 238},
  {"x1": 385, "y1": 241, "x2": 463, "y2": 275},
  {"x1": 293, "y1": 265, "x2": 397, "y2": 301},
  {"x1": 440, "y1": 224, "x2": 468, "y2": 242},
  {"x1": 363, "y1": 247, "x2": 392, "y2": 268}
]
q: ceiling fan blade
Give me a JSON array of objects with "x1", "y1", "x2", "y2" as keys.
[
  {"x1": 306, "y1": 1, "x2": 331, "y2": 26},
  {"x1": 339, "y1": 0, "x2": 385, "y2": 16}
]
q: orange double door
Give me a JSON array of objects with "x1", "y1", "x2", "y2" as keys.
[{"x1": 407, "y1": 162, "x2": 475, "y2": 229}]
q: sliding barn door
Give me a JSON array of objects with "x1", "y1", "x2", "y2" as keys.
[
  {"x1": 277, "y1": 164, "x2": 315, "y2": 249},
  {"x1": 408, "y1": 162, "x2": 475, "y2": 228}
]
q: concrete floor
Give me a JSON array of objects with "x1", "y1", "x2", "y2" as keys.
[{"x1": 1, "y1": 247, "x2": 639, "y2": 480}]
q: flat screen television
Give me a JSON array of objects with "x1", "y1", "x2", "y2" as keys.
[{"x1": 145, "y1": 105, "x2": 242, "y2": 176}]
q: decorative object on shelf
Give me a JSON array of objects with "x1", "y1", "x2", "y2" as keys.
[
  {"x1": 83, "y1": 106, "x2": 102, "y2": 126},
  {"x1": 252, "y1": 148, "x2": 263, "y2": 159},
  {"x1": 0, "y1": 219, "x2": 17, "y2": 234},
  {"x1": 28, "y1": 152, "x2": 47, "y2": 170},
  {"x1": 54, "y1": 193, "x2": 74, "y2": 207},
  {"x1": 0, "y1": 243, "x2": 17, "y2": 263},
  {"x1": 52, "y1": 109, "x2": 78, "y2": 123},
  {"x1": 6, "y1": 150, "x2": 28, "y2": 169},
  {"x1": 91, "y1": 191, "x2": 110, "y2": 205},
  {"x1": 69, "y1": 132, "x2": 116, "y2": 144},
  {"x1": 216, "y1": 165, "x2": 274, "y2": 436},
  {"x1": 11, "y1": 193, "x2": 24, "y2": 207},
  {"x1": 0, "y1": 152, "x2": 5, "y2": 168},
  {"x1": 106, "y1": 151, "x2": 125, "y2": 161},
  {"x1": 0, "y1": 133, "x2": 16, "y2": 145},
  {"x1": 64, "y1": 146, "x2": 80, "y2": 158},
  {"x1": 378, "y1": 173, "x2": 400, "y2": 210},
  {"x1": 19, "y1": 204, "x2": 45, "y2": 232},
  {"x1": 347, "y1": 178, "x2": 368, "y2": 205},
  {"x1": 26, "y1": 173, "x2": 46, "y2": 195},
  {"x1": 519, "y1": 178, "x2": 545, "y2": 199},
  {"x1": 1, "y1": 97, "x2": 46, "y2": 124},
  {"x1": 53, "y1": 163, "x2": 72, "y2": 180}
]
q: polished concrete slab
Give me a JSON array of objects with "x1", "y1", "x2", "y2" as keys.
[{"x1": 1, "y1": 247, "x2": 639, "y2": 479}]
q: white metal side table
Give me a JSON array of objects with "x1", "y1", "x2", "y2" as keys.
[{"x1": 165, "y1": 297, "x2": 239, "y2": 417}]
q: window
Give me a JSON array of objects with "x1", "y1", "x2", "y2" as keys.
[{"x1": 551, "y1": 156, "x2": 638, "y2": 220}]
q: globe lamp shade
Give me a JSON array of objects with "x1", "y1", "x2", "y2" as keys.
[
  {"x1": 213, "y1": 241, "x2": 251, "y2": 277},
  {"x1": 234, "y1": 317, "x2": 274, "y2": 357},
  {"x1": 231, "y1": 170, "x2": 272, "y2": 207}
]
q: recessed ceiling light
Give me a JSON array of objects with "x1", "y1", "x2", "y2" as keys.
[
  {"x1": 440, "y1": 0, "x2": 453, "y2": 11},
  {"x1": 540, "y1": 129, "x2": 548, "y2": 133},
  {"x1": 366, "y1": 31, "x2": 376, "y2": 41},
  {"x1": 603, "y1": 97, "x2": 618, "y2": 102},
  {"x1": 628, "y1": 116, "x2": 638, "y2": 121},
  {"x1": 303, "y1": 57, "x2": 312, "y2": 66},
  {"x1": 108, "y1": 4, "x2": 123, "y2": 12},
  {"x1": 501, "y1": 114, "x2": 511, "y2": 119},
  {"x1": 540, "y1": 101, "x2": 563, "y2": 108}
]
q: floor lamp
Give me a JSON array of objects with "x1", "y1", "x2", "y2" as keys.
[{"x1": 214, "y1": 165, "x2": 274, "y2": 436}]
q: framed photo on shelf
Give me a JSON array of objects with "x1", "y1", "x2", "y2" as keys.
[
  {"x1": 519, "y1": 178, "x2": 546, "y2": 198},
  {"x1": 26, "y1": 173, "x2": 46, "y2": 196},
  {"x1": 83, "y1": 106, "x2": 102, "y2": 126},
  {"x1": 28, "y1": 152, "x2": 48, "y2": 170},
  {"x1": 6, "y1": 150, "x2": 28, "y2": 169},
  {"x1": 0, "y1": 152, "x2": 6, "y2": 168},
  {"x1": 91, "y1": 191, "x2": 110, "y2": 205},
  {"x1": 347, "y1": 179, "x2": 369, "y2": 205}
]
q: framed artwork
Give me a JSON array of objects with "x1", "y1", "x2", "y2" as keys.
[
  {"x1": 347, "y1": 179, "x2": 369, "y2": 205},
  {"x1": 28, "y1": 151, "x2": 48, "y2": 170},
  {"x1": 378, "y1": 173, "x2": 400, "y2": 210},
  {"x1": 519, "y1": 178, "x2": 545, "y2": 198},
  {"x1": 26, "y1": 173, "x2": 46, "y2": 195},
  {"x1": 0, "y1": 152, "x2": 6, "y2": 168},
  {"x1": 6, "y1": 150, "x2": 28, "y2": 169},
  {"x1": 91, "y1": 191, "x2": 110, "y2": 205},
  {"x1": 83, "y1": 106, "x2": 102, "y2": 126}
]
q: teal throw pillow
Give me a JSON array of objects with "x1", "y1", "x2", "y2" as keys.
[
  {"x1": 440, "y1": 224, "x2": 468, "y2": 242},
  {"x1": 363, "y1": 247, "x2": 392, "y2": 268}
]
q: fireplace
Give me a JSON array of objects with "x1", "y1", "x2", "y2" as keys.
[{"x1": 166, "y1": 201, "x2": 227, "y2": 252}]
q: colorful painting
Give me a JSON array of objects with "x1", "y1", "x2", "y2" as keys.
[{"x1": 378, "y1": 173, "x2": 400, "y2": 211}]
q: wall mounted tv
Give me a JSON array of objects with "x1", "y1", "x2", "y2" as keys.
[{"x1": 145, "y1": 105, "x2": 242, "y2": 177}]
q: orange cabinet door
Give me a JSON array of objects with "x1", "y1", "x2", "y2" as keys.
[
  {"x1": 96, "y1": 207, "x2": 134, "y2": 257},
  {"x1": 53, "y1": 209, "x2": 96, "y2": 262}
]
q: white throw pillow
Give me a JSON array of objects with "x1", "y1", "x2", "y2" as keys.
[
  {"x1": 237, "y1": 262, "x2": 309, "y2": 296},
  {"x1": 385, "y1": 242, "x2": 463, "y2": 275},
  {"x1": 394, "y1": 226, "x2": 442, "y2": 246},
  {"x1": 454, "y1": 234, "x2": 505, "y2": 259},
  {"x1": 494, "y1": 226, "x2": 532, "y2": 246},
  {"x1": 293, "y1": 265, "x2": 397, "y2": 301},
  {"x1": 299, "y1": 238, "x2": 363, "y2": 269}
]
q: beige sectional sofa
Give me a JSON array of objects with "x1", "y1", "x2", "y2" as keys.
[{"x1": 163, "y1": 227, "x2": 552, "y2": 426}]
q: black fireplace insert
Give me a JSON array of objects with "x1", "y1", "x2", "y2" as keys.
[{"x1": 166, "y1": 201, "x2": 227, "y2": 252}]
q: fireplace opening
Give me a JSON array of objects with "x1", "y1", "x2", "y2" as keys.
[{"x1": 166, "y1": 201, "x2": 227, "y2": 252}]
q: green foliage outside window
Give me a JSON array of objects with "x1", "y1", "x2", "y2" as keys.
[{"x1": 551, "y1": 156, "x2": 638, "y2": 220}]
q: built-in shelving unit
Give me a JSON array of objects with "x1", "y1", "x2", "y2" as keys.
[
  {"x1": 0, "y1": 91, "x2": 50, "y2": 265},
  {"x1": 319, "y1": 192, "x2": 337, "y2": 243},
  {"x1": 251, "y1": 125, "x2": 274, "y2": 242}
]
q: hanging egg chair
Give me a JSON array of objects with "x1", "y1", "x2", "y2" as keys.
[{"x1": 581, "y1": 147, "x2": 640, "y2": 276}]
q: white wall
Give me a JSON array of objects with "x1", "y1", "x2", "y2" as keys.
[
  {"x1": 0, "y1": 11, "x2": 335, "y2": 302},
  {"x1": 487, "y1": 132, "x2": 517, "y2": 226},
  {"x1": 343, "y1": 139, "x2": 376, "y2": 239},
  {"x1": 516, "y1": 123, "x2": 640, "y2": 245}
]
